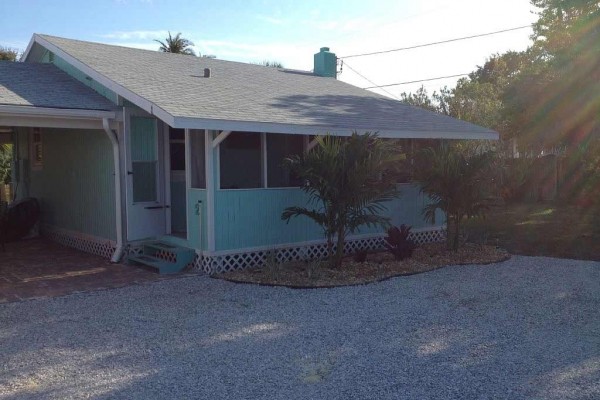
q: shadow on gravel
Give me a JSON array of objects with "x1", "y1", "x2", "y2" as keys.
[{"x1": 1, "y1": 257, "x2": 599, "y2": 399}]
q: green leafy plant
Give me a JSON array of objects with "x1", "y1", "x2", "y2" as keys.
[
  {"x1": 416, "y1": 142, "x2": 495, "y2": 251},
  {"x1": 262, "y1": 250, "x2": 281, "y2": 279},
  {"x1": 384, "y1": 224, "x2": 417, "y2": 260},
  {"x1": 282, "y1": 132, "x2": 401, "y2": 268}
]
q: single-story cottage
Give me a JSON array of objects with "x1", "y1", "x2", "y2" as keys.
[{"x1": 0, "y1": 34, "x2": 497, "y2": 274}]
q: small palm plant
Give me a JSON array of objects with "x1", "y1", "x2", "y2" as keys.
[
  {"x1": 416, "y1": 142, "x2": 495, "y2": 251},
  {"x1": 282, "y1": 133, "x2": 401, "y2": 268},
  {"x1": 155, "y1": 32, "x2": 196, "y2": 56}
]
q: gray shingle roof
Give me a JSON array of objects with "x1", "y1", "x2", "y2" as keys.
[
  {"x1": 35, "y1": 34, "x2": 496, "y2": 138},
  {"x1": 0, "y1": 61, "x2": 116, "y2": 111}
]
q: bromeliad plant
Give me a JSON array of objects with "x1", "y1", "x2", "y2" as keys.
[
  {"x1": 416, "y1": 142, "x2": 495, "y2": 251},
  {"x1": 384, "y1": 224, "x2": 417, "y2": 260},
  {"x1": 281, "y1": 132, "x2": 401, "y2": 268}
]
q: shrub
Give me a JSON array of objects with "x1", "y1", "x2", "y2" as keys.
[
  {"x1": 282, "y1": 133, "x2": 401, "y2": 268},
  {"x1": 384, "y1": 224, "x2": 417, "y2": 260},
  {"x1": 416, "y1": 143, "x2": 495, "y2": 251}
]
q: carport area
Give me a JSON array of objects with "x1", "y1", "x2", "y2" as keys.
[{"x1": 0, "y1": 238, "x2": 188, "y2": 303}]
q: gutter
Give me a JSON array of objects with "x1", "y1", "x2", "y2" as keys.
[{"x1": 102, "y1": 117, "x2": 125, "y2": 263}]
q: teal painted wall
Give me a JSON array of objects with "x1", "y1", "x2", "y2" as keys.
[
  {"x1": 41, "y1": 51, "x2": 119, "y2": 104},
  {"x1": 27, "y1": 128, "x2": 116, "y2": 240},
  {"x1": 188, "y1": 189, "x2": 207, "y2": 250},
  {"x1": 213, "y1": 184, "x2": 443, "y2": 251}
]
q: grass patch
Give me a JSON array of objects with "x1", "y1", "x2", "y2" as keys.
[{"x1": 465, "y1": 202, "x2": 600, "y2": 261}]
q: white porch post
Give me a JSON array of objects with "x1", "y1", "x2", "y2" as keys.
[{"x1": 205, "y1": 130, "x2": 216, "y2": 252}]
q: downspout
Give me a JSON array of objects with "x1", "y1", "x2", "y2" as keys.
[{"x1": 102, "y1": 118, "x2": 125, "y2": 263}]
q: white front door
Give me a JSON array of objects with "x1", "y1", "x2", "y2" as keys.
[{"x1": 125, "y1": 114, "x2": 166, "y2": 240}]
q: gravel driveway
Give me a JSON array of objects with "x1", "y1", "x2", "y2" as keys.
[{"x1": 1, "y1": 256, "x2": 599, "y2": 399}]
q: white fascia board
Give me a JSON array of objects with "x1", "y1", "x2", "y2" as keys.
[
  {"x1": 0, "y1": 116, "x2": 108, "y2": 130},
  {"x1": 0, "y1": 105, "x2": 118, "y2": 129},
  {"x1": 172, "y1": 116, "x2": 499, "y2": 140},
  {"x1": 21, "y1": 36, "x2": 37, "y2": 62},
  {"x1": 0, "y1": 105, "x2": 117, "y2": 119},
  {"x1": 31, "y1": 34, "x2": 176, "y2": 127}
]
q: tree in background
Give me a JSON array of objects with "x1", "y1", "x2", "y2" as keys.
[
  {"x1": 400, "y1": 86, "x2": 440, "y2": 113},
  {"x1": 282, "y1": 133, "x2": 400, "y2": 268},
  {"x1": 0, "y1": 48, "x2": 16, "y2": 191},
  {"x1": 0, "y1": 144, "x2": 11, "y2": 186},
  {"x1": 416, "y1": 143, "x2": 495, "y2": 251},
  {"x1": 0, "y1": 47, "x2": 18, "y2": 61},
  {"x1": 256, "y1": 60, "x2": 284, "y2": 68},
  {"x1": 508, "y1": 0, "x2": 600, "y2": 150},
  {"x1": 155, "y1": 32, "x2": 196, "y2": 56}
]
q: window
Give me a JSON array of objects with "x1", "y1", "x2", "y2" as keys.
[
  {"x1": 31, "y1": 128, "x2": 43, "y2": 170},
  {"x1": 220, "y1": 132, "x2": 262, "y2": 189},
  {"x1": 267, "y1": 133, "x2": 304, "y2": 187}
]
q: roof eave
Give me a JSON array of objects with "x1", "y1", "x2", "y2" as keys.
[
  {"x1": 0, "y1": 105, "x2": 119, "y2": 130},
  {"x1": 171, "y1": 116, "x2": 499, "y2": 140}
]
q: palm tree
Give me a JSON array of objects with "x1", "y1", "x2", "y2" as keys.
[
  {"x1": 282, "y1": 133, "x2": 401, "y2": 267},
  {"x1": 416, "y1": 142, "x2": 495, "y2": 251},
  {"x1": 154, "y1": 32, "x2": 196, "y2": 56}
]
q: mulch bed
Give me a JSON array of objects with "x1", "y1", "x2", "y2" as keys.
[{"x1": 214, "y1": 243, "x2": 511, "y2": 288}]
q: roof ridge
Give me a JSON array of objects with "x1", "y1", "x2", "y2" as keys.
[{"x1": 37, "y1": 33, "x2": 314, "y2": 73}]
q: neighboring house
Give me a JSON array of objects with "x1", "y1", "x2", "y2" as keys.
[{"x1": 0, "y1": 34, "x2": 498, "y2": 274}]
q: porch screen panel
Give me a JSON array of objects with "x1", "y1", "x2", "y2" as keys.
[
  {"x1": 190, "y1": 129, "x2": 206, "y2": 188},
  {"x1": 220, "y1": 132, "x2": 261, "y2": 189},
  {"x1": 131, "y1": 117, "x2": 158, "y2": 203},
  {"x1": 267, "y1": 133, "x2": 304, "y2": 187}
]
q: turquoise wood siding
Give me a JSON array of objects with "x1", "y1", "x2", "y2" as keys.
[
  {"x1": 188, "y1": 189, "x2": 207, "y2": 250},
  {"x1": 41, "y1": 51, "x2": 118, "y2": 104},
  {"x1": 213, "y1": 184, "x2": 443, "y2": 251},
  {"x1": 27, "y1": 128, "x2": 116, "y2": 240}
]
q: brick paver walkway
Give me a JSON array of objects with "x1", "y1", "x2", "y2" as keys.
[{"x1": 0, "y1": 238, "x2": 195, "y2": 303}]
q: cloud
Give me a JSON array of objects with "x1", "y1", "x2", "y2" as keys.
[
  {"x1": 255, "y1": 14, "x2": 285, "y2": 26},
  {"x1": 99, "y1": 30, "x2": 168, "y2": 41},
  {"x1": 105, "y1": 41, "x2": 160, "y2": 51}
]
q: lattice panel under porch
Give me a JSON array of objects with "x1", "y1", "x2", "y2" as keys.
[
  {"x1": 42, "y1": 227, "x2": 116, "y2": 259},
  {"x1": 197, "y1": 228, "x2": 445, "y2": 274}
]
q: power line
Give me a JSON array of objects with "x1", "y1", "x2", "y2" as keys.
[
  {"x1": 340, "y1": 25, "x2": 532, "y2": 59},
  {"x1": 342, "y1": 60, "x2": 400, "y2": 100},
  {"x1": 363, "y1": 73, "x2": 470, "y2": 89}
]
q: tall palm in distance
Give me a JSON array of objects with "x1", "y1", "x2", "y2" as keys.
[{"x1": 154, "y1": 32, "x2": 196, "y2": 56}]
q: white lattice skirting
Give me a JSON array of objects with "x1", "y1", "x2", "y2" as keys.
[
  {"x1": 41, "y1": 225, "x2": 444, "y2": 275},
  {"x1": 42, "y1": 225, "x2": 117, "y2": 259},
  {"x1": 196, "y1": 227, "x2": 445, "y2": 275}
]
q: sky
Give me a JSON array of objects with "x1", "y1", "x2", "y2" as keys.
[{"x1": 0, "y1": 0, "x2": 540, "y2": 98}]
